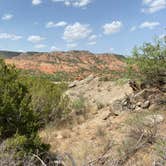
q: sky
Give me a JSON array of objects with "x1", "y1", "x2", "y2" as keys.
[{"x1": 0, "y1": 0, "x2": 165, "y2": 55}]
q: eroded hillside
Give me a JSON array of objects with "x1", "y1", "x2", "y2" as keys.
[{"x1": 5, "y1": 51, "x2": 125, "y2": 80}]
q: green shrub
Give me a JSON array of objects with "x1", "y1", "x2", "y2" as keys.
[
  {"x1": 0, "y1": 59, "x2": 40, "y2": 139},
  {"x1": 72, "y1": 96, "x2": 86, "y2": 116},
  {"x1": 0, "y1": 59, "x2": 50, "y2": 162},
  {"x1": 5, "y1": 133, "x2": 49, "y2": 156},
  {"x1": 20, "y1": 76, "x2": 70, "y2": 125},
  {"x1": 127, "y1": 38, "x2": 166, "y2": 86},
  {"x1": 53, "y1": 71, "x2": 70, "y2": 82}
]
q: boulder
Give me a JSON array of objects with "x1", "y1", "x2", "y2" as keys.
[{"x1": 110, "y1": 99, "x2": 130, "y2": 115}]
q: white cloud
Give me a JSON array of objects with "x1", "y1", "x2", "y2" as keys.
[
  {"x1": 143, "y1": 0, "x2": 153, "y2": 4},
  {"x1": 32, "y1": 0, "x2": 42, "y2": 5},
  {"x1": 2, "y1": 14, "x2": 13, "y2": 21},
  {"x1": 67, "y1": 43, "x2": 78, "y2": 49},
  {"x1": 46, "y1": 21, "x2": 67, "y2": 28},
  {"x1": 88, "y1": 34, "x2": 97, "y2": 41},
  {"x1": 51, "y1": 0, "x2": 92, "y2": 8},
  {"x1": 55, "y1": 21, "x2": 67, "y2": 27},
  {"x1": 103, "y1": 21, "x2": 123, "y2": 35},
  {"x1": 27, "y1": 35, "x2": 45, "y2": 43},
  {"x1": 139, "y1": 21, "x2": 160, "y2": 29},
  {"x1": 130, "y1": 26, "x2": 137, "y2": 31},
  {"x1": 142, "y1": 0, "x2": 166, "y2": 13},
  {"x1": 63, "y1": 22, "x2": 92, "y2": 42},
  {"x1": 0, "y1": 33, "x2": 22, "y2": 40},
  {"x1": 87, "y1": 35, "x2": 97, "y2": 45},
  {"x1": 72, "y1": 0, "x2": 92, "y2": 7},
  {"x1": 35, "y1": 44, "x2": 46, "y2": 49},
  {"x1": 50, "y1": 46, "x2": 59, "y2": 51},
  {"x1": 87, "y1": 41, "x2": 96, "y2": 45}
]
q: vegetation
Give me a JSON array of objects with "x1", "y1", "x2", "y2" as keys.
[
  {"x1": 155, "y1": 138, "x2": 166, "y2": 165},
  {"x1": 0, "y1": 59, "x2": 71, "y2": 164},
  {"x1": 20, "y1": 76, "x2": 70, "y2": 126},
  {"x1": 117, "y1": 112, "x2": 159, "y2": 165},
  {"x1": 72, "y1": 96, "x2": 86, "y2": 116},
  {"x1": 100, "y1": 38, "x2": 166, "y2": 87},
  {"x1": 0, "y1": 59, "x2": 38, "y2": 139},
  {"x1": 0, "y1": 37, "x2": 165, "y2": 165},
  {"x1": 20, "y1": 69, "x2": 71, "y2": 82},
  {"x1": 127, "y1": 38, "x2": 166, "y2": 87},
  {"x1": 0, "y1": 51, "x2": 21, "y2": 58},
  {"x1": 52, "y1": 71, "x2": 70, "y2": 82}
]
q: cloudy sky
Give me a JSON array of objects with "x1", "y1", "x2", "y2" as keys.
[{"x1": 0, "y1": 0, "x2": 165, "y2": 55}]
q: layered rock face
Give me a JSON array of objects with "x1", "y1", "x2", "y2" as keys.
[{"x1": 5, "y1": 51, "x2": 125, "y2": 79}]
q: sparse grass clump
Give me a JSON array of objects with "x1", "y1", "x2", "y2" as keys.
[
  {"x1": 72, "y1": 96, "x2": 86, "y2": 116},
  {"x1": 117, "y1": 112, "x2": 159, "y2": 165}
]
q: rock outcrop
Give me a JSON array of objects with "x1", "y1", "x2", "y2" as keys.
[{"x1": 111, "y1": 88, "x2": 166, "y2": 115}]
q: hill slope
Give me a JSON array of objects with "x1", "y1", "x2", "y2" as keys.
[
  {"x1": 40, "y1": 76, "x2": 166, "y2": 165},
  {"x1": 0, "y1": 50, "x2": 21, "y2": 58},
  {"x1": 5, "y1": 51, "x2": 125, "y2": 80}
]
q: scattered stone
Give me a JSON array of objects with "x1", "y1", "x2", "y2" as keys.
[
  {"x1": 68, "y1": 81, "x2": 78, "y2": 88},
  {"x1": 135, "y1": 106, "x2": 142, "y2": 111},
  {"x1": 141, "y1": 100, "x2": 150, "y2": 109},
  {"x1": 136, "y1": 102, "x2": 142, "y2": 107},
  {"x1": 57, "y1": 134, "x2": 63, "y2": 139},
  {"x1": 122, "y1": 99, "x2": 128, "y2": 106},
  {"x1": 91, "y1": 99, "x2": 96, "y2": 103}
]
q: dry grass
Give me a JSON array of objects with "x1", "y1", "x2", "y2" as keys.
[
  {"x1": 39, "y1": 84, "x2": 166, "y2": 166},
  {"x1": 40, "y1": 121, "x2": 111, "y2": 165}
]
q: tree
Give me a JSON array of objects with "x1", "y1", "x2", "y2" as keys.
[{"x1": 127, "y1": 38, "x2": 166, "y2": 87}]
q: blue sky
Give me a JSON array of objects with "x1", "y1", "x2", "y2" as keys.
[{"x1": 0, "y1": 0, "x2": 165, "y2": 55}]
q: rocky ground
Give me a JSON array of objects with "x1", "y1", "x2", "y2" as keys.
[{"x1": 40, "y1": 75, "x2": 166, "y2": 166}]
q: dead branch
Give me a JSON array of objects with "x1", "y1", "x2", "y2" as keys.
[{"x1": 33, "y1": 154, "x2": 47, "y2": 166}]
